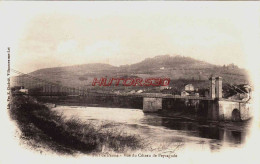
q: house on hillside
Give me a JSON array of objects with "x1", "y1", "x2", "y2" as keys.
[
  {"x1": 180, "y1": 84, "x2": 200, "y2": 97},
  {"x1": 184, "y1": 84, "x2": 194, "y2": 92},
  {"x1": 19, "y1": 88, "x2": 28, "y2": 94},
  {"x1": 137, "y1": 90, "x2": 143, "y2": 93},
  {"x1": 114, "y1": 90, "x2": 120, "y2": 94},
  {"x1": 129, "y1": 90, "x2": 136, "y2": 94}
]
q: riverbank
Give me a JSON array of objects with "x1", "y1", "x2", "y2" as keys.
[{"x1": 9, "y1": 95, "x2": 144, "y2": 155}]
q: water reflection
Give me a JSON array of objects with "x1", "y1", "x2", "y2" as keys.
[
  {"x1": 53, "y1": 106, "x2": 251, "y2": 151},
  {"x1": 141, "y1": 113, "x2": 249, "y2": 146}
]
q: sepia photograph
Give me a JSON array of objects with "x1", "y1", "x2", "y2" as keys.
[{"x1": 0, "y1": 1, "x2": 260, "y2": 164}]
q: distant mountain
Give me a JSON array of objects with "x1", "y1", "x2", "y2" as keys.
[
  {"x1": 118, "y1": 55, "x2": 249, "y2": 85},
  {"x1": 28, "y1": 63, "x2": 117, "y2": 87},
  {"x1": 30, "y1": 63, "x2": 116, "y2": 76},
  {"x1": 16, "y1": 55, "x2": 249, "y2": 89},
  {"x1": 120, "y1": 55, "x2": 213, "y2": 72}
]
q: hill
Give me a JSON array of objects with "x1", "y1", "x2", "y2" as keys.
[{"x1": 14, "y1": 55, "x2": 250, "y2": 90}]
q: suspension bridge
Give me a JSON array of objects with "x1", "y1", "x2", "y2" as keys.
[
  {"x1": 7, "y1": 45, "x2": 252, "y2": 121},
  {"x1": 11, "y1": 68, "x2": 89, "y2": 96}
]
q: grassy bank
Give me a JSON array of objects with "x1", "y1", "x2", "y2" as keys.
[{"x1": 9, "y1": 95, "x2": 144, "y2": 155}]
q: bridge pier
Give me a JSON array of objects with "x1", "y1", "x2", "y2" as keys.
[
  {"x1": 11, "y1": 69, "x2": 252, "y2": 121},
  {"x1": 207, "y1": 100, "x2": 219, "y2": 120},
  {"x1": 214, "y1": 100, "x2": 252, "y2": 121},
  {"x1": 143, "y1": 97, "x2": 162, "y2": 113},
  {"x1": 207, "y1": 77, "x2": 252, "y2": 121},
  {"x1": 142, "y1": 76, "x2": 252, "y2": 121}
]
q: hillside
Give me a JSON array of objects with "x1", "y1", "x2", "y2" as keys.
[
  {"x1": 15, "y1": 55, "x2": 250, "y2": 90},
  {"x1": 120, "y1": 55, "x2": 213, "y2": 72}
]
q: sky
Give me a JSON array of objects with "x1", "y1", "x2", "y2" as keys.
[{"x1": 0, "y1": 2, "x2": 260, "y2": 73}]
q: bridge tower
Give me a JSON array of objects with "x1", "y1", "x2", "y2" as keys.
[
  {"x1": 215, "y1": 76, "x2": 222, "y2": 99},
  {"x1": 209, "y1": 77, "x2": 216, "y2": 99}
]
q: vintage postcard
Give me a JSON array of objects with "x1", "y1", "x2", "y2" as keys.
[{"x1": 0, "y1": 1, "x2": 260, "y2": 164}]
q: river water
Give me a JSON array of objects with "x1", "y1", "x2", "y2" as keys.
[{"x1": 52, "y1": 106, "x2": 251, "y2": 153}]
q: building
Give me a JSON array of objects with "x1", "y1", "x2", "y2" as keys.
[
  {"x1": 185, "y1": 84, "x2": 194, "y2": 92},
  {"x1": 137, "y1": 90, "x2": 143, "y2": 93},
  {"x1": 129, "y1": 90, "x2": 136, "y2": 94},
  {"x1": 19, "y1": 88, "x2": 28, "y2": 94}
]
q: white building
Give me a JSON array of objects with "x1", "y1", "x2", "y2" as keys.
[
  {"x1": 185, "y1": 84, "x2": 194, "y2": 92},
  {"x1": 19, "y1": 88, "x2": 28, "y2": 94},
  {"x1": 137, "y1": 90, "x2": 143, "y2": 93}
]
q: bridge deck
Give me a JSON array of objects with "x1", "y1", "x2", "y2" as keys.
[
  {"x1": 11, "y1": 69, "x2": 248, "y2": 103},
  {"x1": 82, "y1": 92, "x2": 214, "y2": 100},
  {"x1": 34, "y1": 92, "x2": 248, "y2": 103}
]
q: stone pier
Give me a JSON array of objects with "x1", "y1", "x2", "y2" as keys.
[
  {"x1": 142, "y1": 76, "x2": 252, "y2": 121},
  {"x1": 211, "y1": 99, "x2": 252, "y2": 121},
  {"x1": 143, "y1": 97, "x2": 162, "y2": 112}
]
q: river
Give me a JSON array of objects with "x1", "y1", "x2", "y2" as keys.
[{"x1": 52, "y1": 105, "x2": 251, "y2": 153}]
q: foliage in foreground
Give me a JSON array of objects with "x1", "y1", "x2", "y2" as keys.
[{"x1": 10, "y1": 95, "x2": 144, "y2": 154}]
